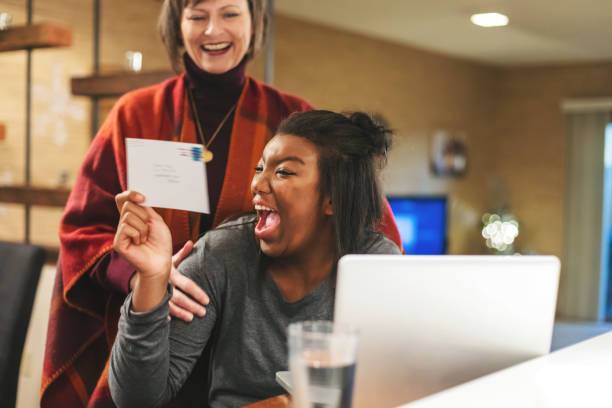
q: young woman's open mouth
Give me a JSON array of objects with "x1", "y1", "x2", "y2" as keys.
[
  {"x1": 201, "y1": 42, "x2": 232, "y2": 56},
  {"x1": 254, "y1": 204, "x2": 280, "y2": 239}
]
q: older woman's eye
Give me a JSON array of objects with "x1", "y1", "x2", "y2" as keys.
[
  {"x1": 224, "y1": 12, "x2": 239, "y2": 18},
  {"x1": 254, "y1": 166, "x2": 263, "y2": 173}
]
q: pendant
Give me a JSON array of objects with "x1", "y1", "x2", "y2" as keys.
[{"x1": 204, "y1": 149, "x2": 214, "y2": 163}]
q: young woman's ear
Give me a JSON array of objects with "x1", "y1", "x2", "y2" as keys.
[{"x1": 323, "y1": 198, "x2": 334, "y2": 215}]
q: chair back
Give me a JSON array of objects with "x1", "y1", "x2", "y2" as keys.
[{"x1": 0, "y1": 241, "x2": 46, "y2": 408}]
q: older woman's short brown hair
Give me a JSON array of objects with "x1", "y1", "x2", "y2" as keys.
[{"x1": 158, "y1": 0, "x2": 267, "y2": 73}]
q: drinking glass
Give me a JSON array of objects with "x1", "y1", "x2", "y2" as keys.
[{"x1": 288, "y1": 321, "x2": 359, "y2": 408}]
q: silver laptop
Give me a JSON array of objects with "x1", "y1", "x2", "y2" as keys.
[{"x1": 333, "y1": 255, "x2": 560, "y2": 408}]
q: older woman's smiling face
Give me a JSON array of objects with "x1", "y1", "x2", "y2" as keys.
[
  {"x1": 181, "y1": 0, "x2": 252, "y2": 74},
  {"x1": 251, "y1": 134, "x2": 334, "y2": 259}
]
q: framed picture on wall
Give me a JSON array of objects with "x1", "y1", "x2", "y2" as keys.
[{"x1": 430, "y1": 130, "x2": 467, "y2": 177}]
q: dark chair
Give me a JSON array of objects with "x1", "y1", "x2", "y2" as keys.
[{"x1": 0, "y1": 241, "x2": 46, "y2": 408}]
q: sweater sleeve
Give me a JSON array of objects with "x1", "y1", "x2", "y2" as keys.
[
  {"x1": 364, "y1": 233, "x2": 402, "y2": 255},
  {"x1": 109, "y1": 238, "x2": 221, "y2": 407},
  {"x1": 109, "y1": 288, "x2": 174, "y2": 408},
  {"x1": 88, "y1": 250, "x2": 135, "y2": 295}
]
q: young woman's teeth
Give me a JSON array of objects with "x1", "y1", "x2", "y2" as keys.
[
  {"x1": 254, "y1": 204, "x2": 275, "y2": 212},
  {"x1": 203, "y1": 42, "x2": 231, "y2": 51}
]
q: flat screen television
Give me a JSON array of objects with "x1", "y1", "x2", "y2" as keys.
[{"x1": 387, "y1": 196, "x2": 447, "y2": 254}]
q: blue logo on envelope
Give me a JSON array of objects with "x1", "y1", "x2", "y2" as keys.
[
  {"x1": 190, "y1": 146, "x2": 203, "y2": 162},
  {"x1": 177, "y1": 146, "x2": 203, "y2": 161}
]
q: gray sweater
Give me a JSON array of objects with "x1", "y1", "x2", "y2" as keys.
[{"x1": 109, "y1": 215, "x2": 400, "y2": 408}]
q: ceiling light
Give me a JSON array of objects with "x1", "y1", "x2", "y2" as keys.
[{"x1": 470, "y1": 12, "x2": 509, "y2": 27}]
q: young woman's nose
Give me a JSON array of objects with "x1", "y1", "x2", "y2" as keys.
[{"x1": 251, "y1": 172, "x2": 271, "y2": 195}]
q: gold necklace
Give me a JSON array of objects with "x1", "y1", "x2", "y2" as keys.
[{"x1": 187, "y1": 87, "x2": 237, "y2": 163}]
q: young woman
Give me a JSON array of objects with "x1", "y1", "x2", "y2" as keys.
[{"x1": 108, "y1": 110, "x2": 401, "y2": 407}]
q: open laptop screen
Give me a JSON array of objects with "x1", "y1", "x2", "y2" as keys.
[{"x1": 334, "y1": 255, "x2": 560, "y2": 408}]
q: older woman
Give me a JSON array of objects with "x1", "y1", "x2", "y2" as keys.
[
  {"x1": 109, "y1": 110, "x2": 401, "y2": 407},
  {"x1": 41, "y1": 1, "x2": 401, "y2": 406}
]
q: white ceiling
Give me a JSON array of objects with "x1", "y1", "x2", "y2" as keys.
[{"x1": 274, "y1": 0, "x2": 612, "y2": 66}]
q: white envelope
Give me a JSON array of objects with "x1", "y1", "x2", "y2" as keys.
[{"x1": 126, "y1": 138, "x2": 210, "y2": 213}]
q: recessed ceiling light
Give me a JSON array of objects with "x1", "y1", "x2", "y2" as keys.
[{"x1": 470, "y1": 12, "x2": 509, "y2": 27}]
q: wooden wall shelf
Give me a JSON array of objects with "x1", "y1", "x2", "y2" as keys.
[
  {"x1": 0, "y1": 22, "x2": 72, "y2": 52},
  {"x1": 71, "y1": 70, "x2": 176, "y2": 97},
  {"x1": 0, "y1": 186, "x2": 71, "y2": 207}
]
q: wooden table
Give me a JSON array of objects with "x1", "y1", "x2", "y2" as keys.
[{"x1": 242, "y1": 394, "x2": 291, "y2": 408}]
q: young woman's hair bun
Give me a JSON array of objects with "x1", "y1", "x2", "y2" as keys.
[{"x1": 346, "y1": 111, "x2": 393, "y2": 164}]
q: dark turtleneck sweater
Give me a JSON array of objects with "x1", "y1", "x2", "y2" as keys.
[
  {"x1": 90, "y1": 55, "x2": 248, "y2": 294},
  {"x1": 183, "y1": 53, "x2": 247, "y2": 233}
]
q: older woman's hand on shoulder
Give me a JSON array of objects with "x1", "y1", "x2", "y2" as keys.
[{"x1": 167, "y1": 240, "x2": 210, "y2": 320}]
